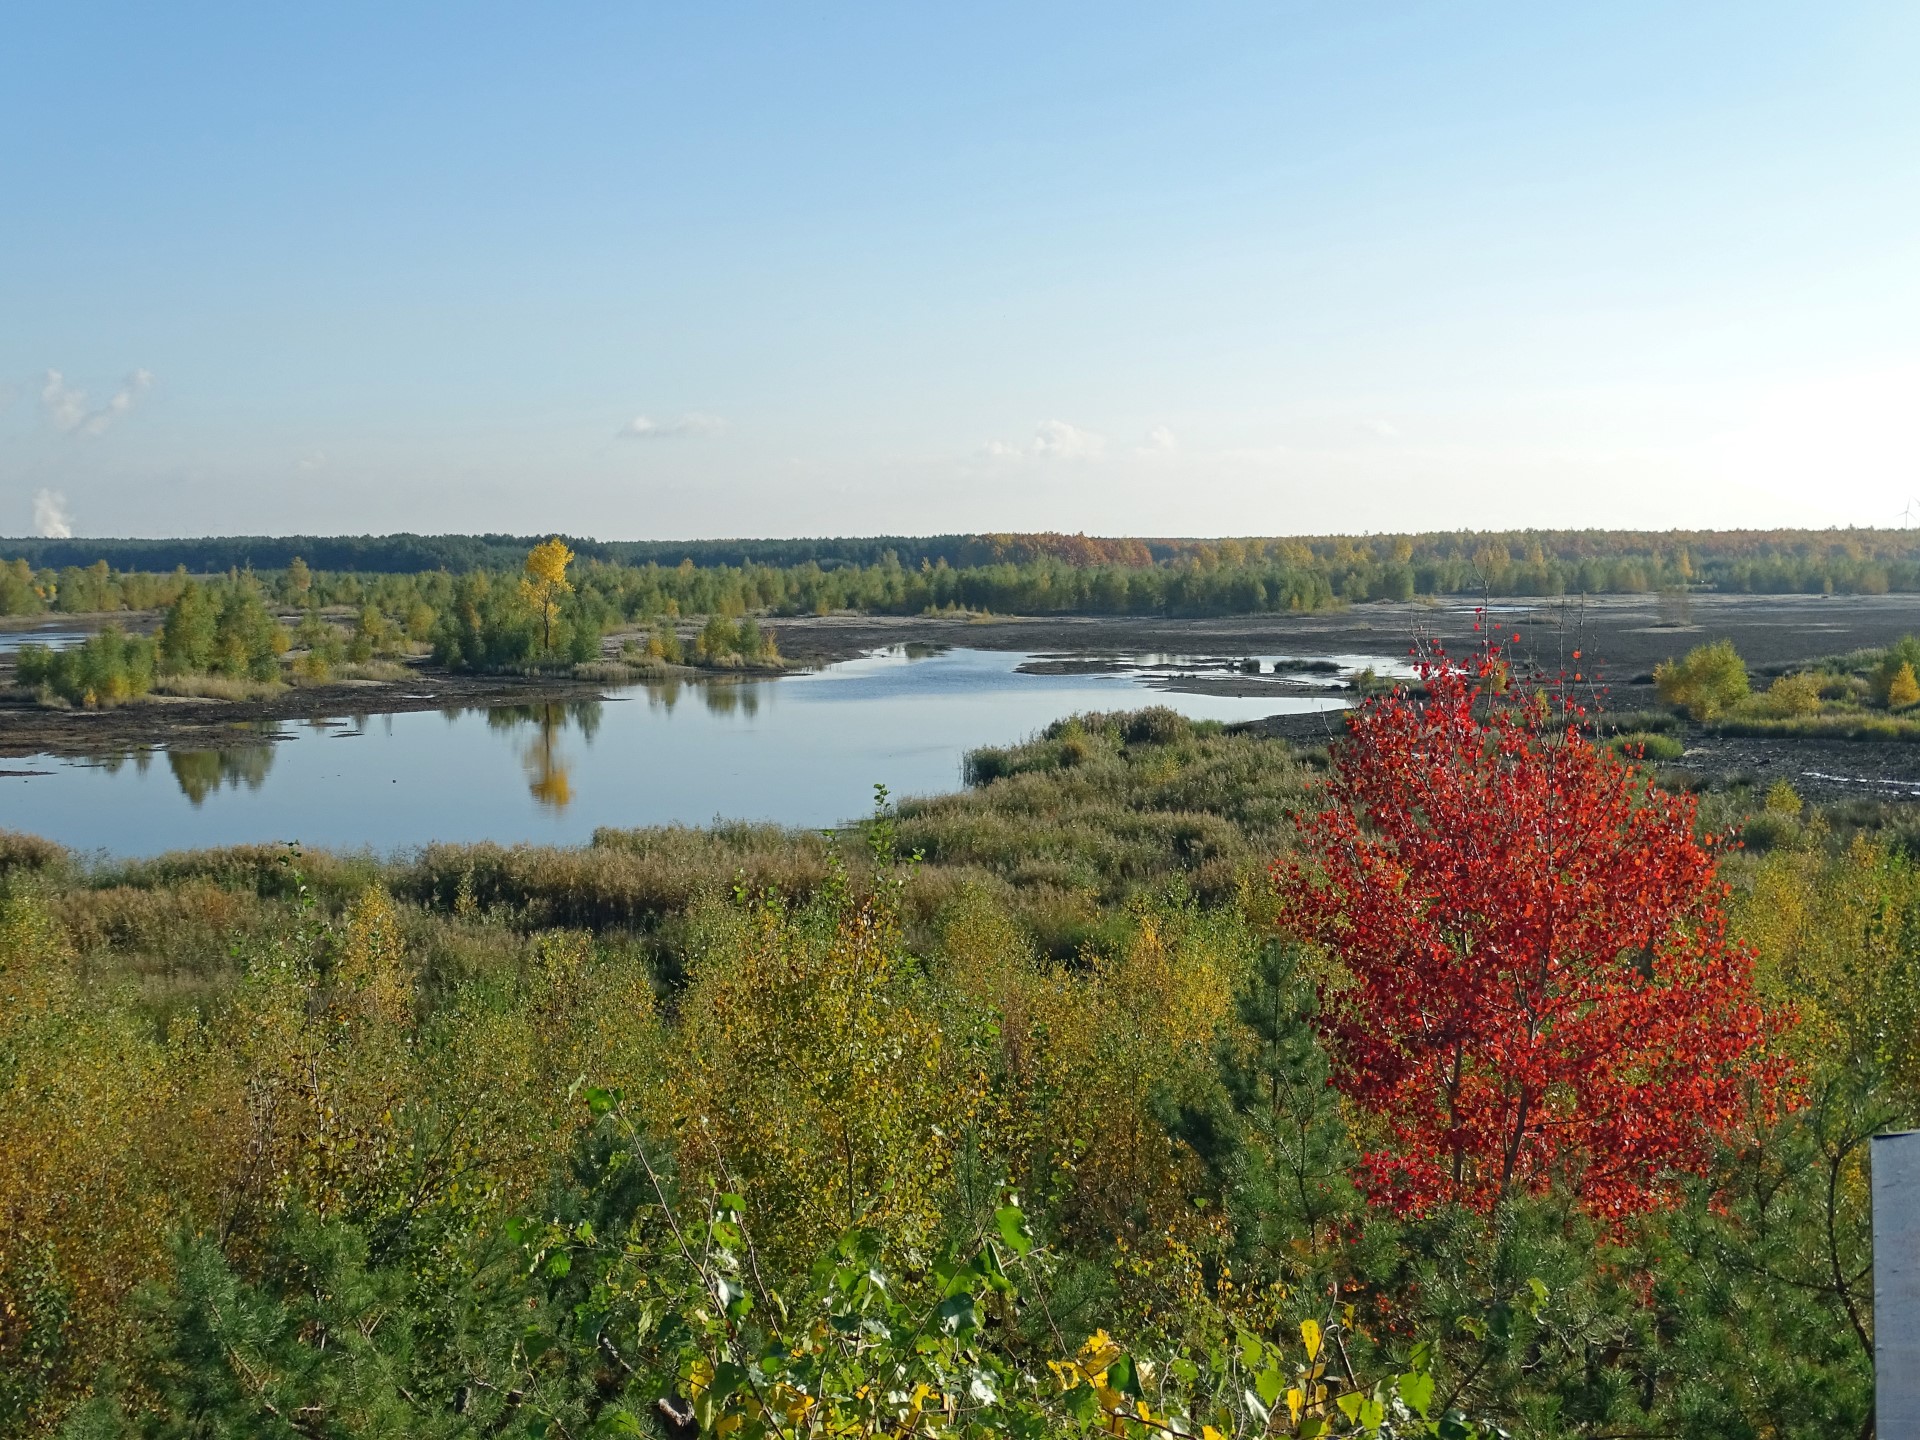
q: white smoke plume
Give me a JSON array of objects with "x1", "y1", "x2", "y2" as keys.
[{"x1": 33, "y1": 489, "x2": 74, "y2": 539}]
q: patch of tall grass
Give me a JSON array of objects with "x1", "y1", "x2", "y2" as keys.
[{"x1": 148, "y1": 672, "x2": 286, "y2": 701}]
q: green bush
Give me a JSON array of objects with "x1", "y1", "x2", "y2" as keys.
[
  {"x1": 1871, "y1": 635, "x2": 1920, "y2": 706},
  {"x1": 1655, "y1": 639, "x2": 1750, "y2": 720},
  {"x1": 14, "y1": 626, "x2": 156, "y2": 707}
]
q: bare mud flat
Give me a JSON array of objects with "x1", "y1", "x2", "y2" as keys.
[
  {"x1": 11, "y1": 593, "x2": 1920, "y2": 801},
  {"x1": 763, "y1": 591, "x2": 1920, "y2": 678}
]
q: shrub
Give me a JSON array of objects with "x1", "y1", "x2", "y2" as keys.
[
  {"x1": 1121, "y1": 705, "x2": 1191, "y2": 745},
  {"x1": 1767, "y1": 671, "x2": 1824, "y2": 717},
  {"x1": 1890, "y1": 662, "x2": 1920, "y2": 711},
  {"x1": 1871, "y1": 635, "x2": 1920, "y2": 706},
  {"x1": 1656, "y1": 639, "x2": 1749, "y2": 720},
  {"x1": 14, "y1": 626, "x2": 156, "y2": 707},
  {"x1": 0, "y1": 830, "x2": 69, "y2": 876},
  {"x1": 1606, "y1": 730, "x2": 1685, "y2": 763}
]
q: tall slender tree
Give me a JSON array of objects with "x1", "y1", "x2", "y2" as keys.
[{"x1": 521, "y1": 537, "x2": 573, "y2": 653}]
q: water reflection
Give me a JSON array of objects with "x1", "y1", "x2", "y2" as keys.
[
  {"x1": 91, "y1": 748, "x2": 156, "y2": 777},
  {"x1": 11, "y1": 647, "x2": 1370, "y2": 856},
  {"x1": 701, "y1": 681, "x2": 764, "y2": 717},
  {"x1": 482, "y1": 700, "x2": 603, "y2": 812},
  {"x1": 167, "y1": 746, "x2": 276, "y2": 806}
]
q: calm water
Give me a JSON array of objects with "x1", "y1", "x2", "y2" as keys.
[
  {"x1": 3, "y1": 647, "x2": 1366, "y2": 856},
  {"x1": 0, "y1": 626, "x2": 89, "y2": 655}
]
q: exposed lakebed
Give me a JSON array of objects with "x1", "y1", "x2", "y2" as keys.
[{"x1": 2, "y1": 646, "x2": 1372, "y2": 856}]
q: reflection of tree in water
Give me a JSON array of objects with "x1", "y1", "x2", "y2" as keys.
[
  {"x1": 167, "y1": 745, "x2": 276, "y2": 806},
  {"x1": 702, "y1": 682, "x2": 763, "y2": 717},
  {"x1": 484, "y1": 699, "x2": 602, "y2": 741},
  {"x1": 483, "y1": 700, "x2": 603, "y2": 812},
  {"x1": 95, "y1": 748, "x2": 155, "y2": 777}
]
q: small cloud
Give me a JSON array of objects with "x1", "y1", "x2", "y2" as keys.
[
  {"x1": 41, "y1": 368, "x2": 153, "y2": 436},
  {"x1": 33, "y1": 488, "x2": 74, "y2": 539},
  {"x1": 1032, "y1": 418, "x2": 1104, "y2": 459},
  {"x1": 1141, "y1": 424, "x2": 1178, "y2": 454},
  {"x1": 297, "y1": 451, "x2": 327, "y2": 472},
  {"x1": 1362, "y1": 418, "x2": 1401, "y2": 441},
  {"x1": 985, "y1": 419, "x2": 1106, "y2": 462},
  {"x1": 619, "y1": 411, "x2": 726, "y2": 440}
]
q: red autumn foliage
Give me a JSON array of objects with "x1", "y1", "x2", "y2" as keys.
[{"x1": 1275, "y1": 643, "x2": 1794, "y2": 1223}]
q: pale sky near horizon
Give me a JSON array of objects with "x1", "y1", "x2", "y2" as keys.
[{"x1": 4, "y1": 3, "x2": 1918, "y2": 541}]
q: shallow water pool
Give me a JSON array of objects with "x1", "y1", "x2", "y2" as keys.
[{"x1": 3, "y1": 646, "x2": 1362, "y2": 856}]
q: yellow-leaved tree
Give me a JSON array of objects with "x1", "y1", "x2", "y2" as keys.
[{"x1": 521, "y1": 537, "x2": 574, "y2": 652}]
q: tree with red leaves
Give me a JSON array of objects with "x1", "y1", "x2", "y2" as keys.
[{"x1": 1275, "y1": 642, "x2": 1792, "y2": 1223}]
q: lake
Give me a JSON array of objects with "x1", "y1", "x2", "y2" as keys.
[{"x1": 2, "y1": 646, "x2": 1373, "y2": 856}]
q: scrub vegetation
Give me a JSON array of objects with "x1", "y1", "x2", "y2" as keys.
[
  {"x1": 1658, "y1": 632, "x2": 1920, "y2": 738},
  {"x1": 0, "y1": 660, "x2": 1898, "y2": 1437}
]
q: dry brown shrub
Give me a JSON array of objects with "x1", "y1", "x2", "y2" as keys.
[
  {"x1": 0, "y1": 828, "x2": 68, "y2": 877},
  {"x1": 399, "y1": 825, "x2": 834, "y2": 929}
]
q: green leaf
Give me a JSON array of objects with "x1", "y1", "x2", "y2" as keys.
[
  {"x1": 1337, "y1": 1392, "x2": 1364, "y2": 1421},
  {"x1": 1397, "y1": 1370, "x2": 1435, "y2": 1418},
  {"x1": 994, "y1": 1204, "x2": 1033, "y2": 1256},
  {"x1": 710, "y1": 1360, "x2": 747, "y2": 1403},
  {"x1": 973, "y1": 1242, "x2": 1010, "y2": 1290},
  {"x1": 937, "y1": 1291, "x2": 978, "y2": 1336},
  {"x1": 1065, "y1": 1382, "x2": 1100, "y2": 1424},
  {"x1": 1254, "y1": 1363, "x2": 1284, "y2": 1408},
  {"x1": 1107, "y1": 1354, "x2": 1142, "y2": 1398}
]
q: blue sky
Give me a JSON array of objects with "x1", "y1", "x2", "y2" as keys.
[{"x1": 5, "y1": 3, "x2": 1918, "y2": 539}]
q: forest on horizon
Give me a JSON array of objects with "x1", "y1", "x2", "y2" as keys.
[{"x1": 10, "y1": 527, "x2": 1920, "y2": 615}]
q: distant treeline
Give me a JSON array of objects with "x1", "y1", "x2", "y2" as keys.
[
  {"x1": 0, "y1": 532, "x2": 1027, "y2": 574},
  {"x1": 10, "y1": 528, "x2": 1920, "y2": 619}
]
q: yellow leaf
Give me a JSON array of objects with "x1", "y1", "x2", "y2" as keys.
[
  {"x1": 1287, "y1": 1386, "x2": 1305, "y2": 1421},
  {"x1": 1300, "y1": 1318, "x2": 1323, "y2": 1360}
]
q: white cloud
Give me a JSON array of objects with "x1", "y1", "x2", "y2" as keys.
[
  {"x1": 1141, "y1": 424, "x2": 1178, "y2": 453},
  {"x1": 1362, "y1": 418, "x2": 1401, "y2": 440},
  {"x1": 1031, "y1": 418, "x2": 1104, "y2": 459},
  {"x1": 33, "y1": 488, "x2": 73, "y2": 539},
  {"x1": 985, "y1": 418, "x2": 1107, "y2": 462},
  {"x1": 297, "y1": 451, "x2": 327, "y2": 472},
  {"x1": 41, "y1": 368, "x2": 153, "y2": 436},
  {"x1": 619, "y1": 411, "x2": 725, "y2": 440}
]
